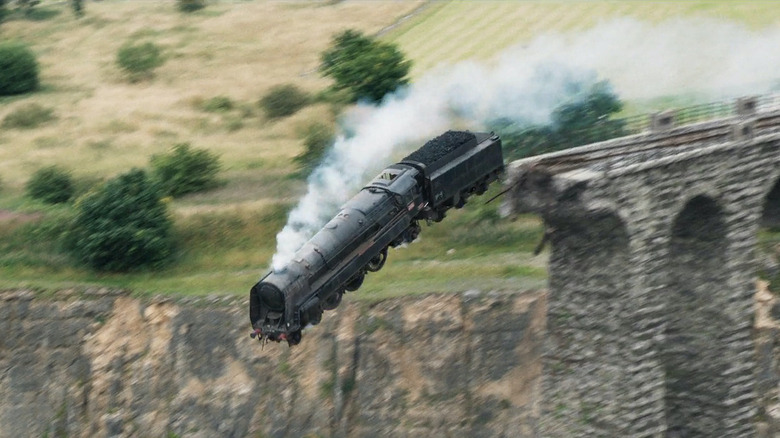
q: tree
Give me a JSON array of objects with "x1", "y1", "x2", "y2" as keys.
[
  {"x1": 495, "y1": 81, "x2": 625, "y2": 160},
  {"x1": 320, "y1": 29, "x2": 411, "y2": 103},
  {"x1": 68, "y1": 169, "x2": 173, "y2": 272}
]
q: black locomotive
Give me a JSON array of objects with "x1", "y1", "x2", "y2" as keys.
[{"x1": 250, "y1": 131, "x2": 504, "y2": 345}]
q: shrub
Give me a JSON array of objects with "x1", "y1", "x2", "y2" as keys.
[
  {"x1": 259, "y1": 84, "x2": 310, "y2": 119},
  {"x1": 16, "y1": 0, "x2": 39, "y2": 17},
  {"x1": 177, "y1": 0, "x2": 205, "y2": 13},
  {"x1": 116, "y1": 41, "x2": 164, "y2": 80},
  {"x1": 0, "y1": 0, "x2": 9, "y2": 23},
  {"x1": 67, "y1": 169, "x2": 172, "y2": 272},
  {"x1": 71, "y1": 0, "x2": 83, "y2": 17},
  {"x1": 0, "y1": 41, "x2": 39, "y2": 95},
  {"x1": 295, "y1": 122, "x2": 334, "y2": 174},
  {"x1": 26, "y1": 165, "x2": 73, "y2": 204},
  {"x1": 202, "y1": 95, "x2": 233, "y2": 112},
  {"x1": 2, "y1": 103, "x2": 55, "y2": 129},
  {"x1": 151, "y1": 143, "x2": 220, "y2": 197}
]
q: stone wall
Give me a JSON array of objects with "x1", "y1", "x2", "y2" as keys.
[{"x1": 0, "y1": 288, "x2": 545, "y2": 438}]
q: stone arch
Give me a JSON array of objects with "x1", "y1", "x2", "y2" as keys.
[
  {"x1": 761, "y1": 176, "x2": 780, "y2": 229},
  {"x1": 663, "y1": 195, "x2": 729, "y2": 436}
]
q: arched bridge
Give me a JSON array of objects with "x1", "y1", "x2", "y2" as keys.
[{"x1": 505, "y1": 95, "x2": 780, "y2": 437}]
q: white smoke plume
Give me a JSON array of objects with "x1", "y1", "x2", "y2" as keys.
[
  {"x1": 513, "y1": 17, "x2": 780, "y2": 100},
  {"x1": 271, "y1": 17, "x2": 780, "y2": 270}
]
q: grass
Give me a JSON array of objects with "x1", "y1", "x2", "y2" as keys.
[
  {"x1": 0, "y1": 182, "x2": 547, "y2": 297},
  {"x1": 384, "y1": 1, "x2": 780, "y2": 79},
  {"x1": 1, "y1": 1, "x2": 777, "y2": 297}
]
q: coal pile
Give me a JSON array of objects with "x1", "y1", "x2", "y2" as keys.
[{"x1": 403, "y1": 131, "x2": 476, "y2": 166}]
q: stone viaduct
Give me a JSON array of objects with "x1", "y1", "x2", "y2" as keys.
[{"x1": 505, "y1": 95, "x2": 780, "y2": 437}]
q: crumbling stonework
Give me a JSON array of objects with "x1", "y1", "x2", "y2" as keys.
[{"x1": 0, "y1": 288, "x2": 545, "y2": 438}]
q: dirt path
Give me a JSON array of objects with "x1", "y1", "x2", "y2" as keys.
[
  {"x1": 0, "y1": 209, "x2": 42, "y2": 223},
  {"x1": 374, "y1": 0, "x2": 432, "y2": 38}
]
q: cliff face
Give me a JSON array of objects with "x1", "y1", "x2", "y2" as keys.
[{"x1": 0, "y1": 289, "x2": 545, "y2": 438}]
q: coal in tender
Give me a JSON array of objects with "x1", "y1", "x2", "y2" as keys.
[{"x1": 403, "y1": 131, "x2": 476, "y2": 166}]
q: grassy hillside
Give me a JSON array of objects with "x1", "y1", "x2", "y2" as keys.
[
  {"x1": 0, "y1": 1, "x2": 424, "y2": 193},
  {"x1": 0, "y1": 1, "x2": 777, "y2": 297}
]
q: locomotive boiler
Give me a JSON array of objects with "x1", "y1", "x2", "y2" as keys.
[{"x1": 250, "y1": 131, "x2": 504, "y2": 345}]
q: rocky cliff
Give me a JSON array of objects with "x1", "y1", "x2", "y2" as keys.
[{"x1": 0, "y1": 288, "x2": 545, "y2": 438}]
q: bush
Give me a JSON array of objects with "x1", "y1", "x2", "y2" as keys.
[
  {"x1": 0, "y1": 0, "x2": 9, "y2": 23},
  {"x1": 320, "y1": 29, "x2": 411, "y2": 103},
  {"x1": 16, "y1": 0, "x2": 39, "y2": 17},
  {"x1": 116, "y1": 41, "x2": 164, "y2": 80},
  {"x1": 0, "y1": 41, "x2": 39, "y2": 95},
  {"x1": 259, "y1": 84, "x2": 310, "y2": 119},
  {"x1": 177, "y1": 0, "x2": 205, "y2": 13},
  {"x1": 151, "y1": 143, "x2": 221, "y2": 197},
  {"x1": 71, "y1": 0, "x2": 83, "y2": 17},
  {"x1": 202, "y1": 95, "x2": 233, "y2": 112},
  {"x1": 67, "y1": 169, "x2": 172, "y2": 272},
  {"x1": 295, "y1": 122, "x2": 334, "y2": 174},
  {"x1": 2, "y1": 102, "x2": 55, "y2": 129},
  {"x1": 26, "y1": 165, "x2": 73, "y2": 204}
]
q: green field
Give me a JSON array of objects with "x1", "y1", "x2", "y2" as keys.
[{"x1": 0, "y1": 1, "x2": 778, "y2": 297}]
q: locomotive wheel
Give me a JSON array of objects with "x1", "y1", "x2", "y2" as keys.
[
  {"x1": 287, "y1": 330, "x2": 302, "y2": 346},
  {"x1": 475, "y1": 180, "x2": 488, "y2": 195},
  {"x1": 366, "y1": 248, "x2": 388, "y2": 272},
  {"x1": 344, "y1": 271, "x2": 365, "y2": 291},
  {"x1": 306, "y1": 307, "x2": 322, "y2": 325},
  {"x1": 321, "y1": 291, "x2": 343, "y2": 310},
  {"x1": 404, "y1": 222, "x2": 421, "y2": 243}
]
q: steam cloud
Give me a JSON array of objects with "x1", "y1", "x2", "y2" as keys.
[{"x1": 271, "y1": 17, "x2": 780, "y2": 270}]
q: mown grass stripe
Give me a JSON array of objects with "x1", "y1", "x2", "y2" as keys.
[{"x1": 387, "y1": 1, "x2": 780, "y2": 79}]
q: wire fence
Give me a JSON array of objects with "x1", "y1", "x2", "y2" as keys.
[{"x1": 575, "y1": 93, "x2": 780, "y2": 144}]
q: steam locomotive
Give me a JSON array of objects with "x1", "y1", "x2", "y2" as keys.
[{"x1": 250, "y1": 131, "x2": 504, "y2": 345}]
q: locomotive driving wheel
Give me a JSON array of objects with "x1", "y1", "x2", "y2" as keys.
[
  {"x1": 366, "y1": 248, "x2": 388, "y2": 272},
  {"x1": 321, "y1": 290, "x2": 343, "y2": 310},
  {"x1": 344, "y1": 271, "x2": 365, "y2": 291}
]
